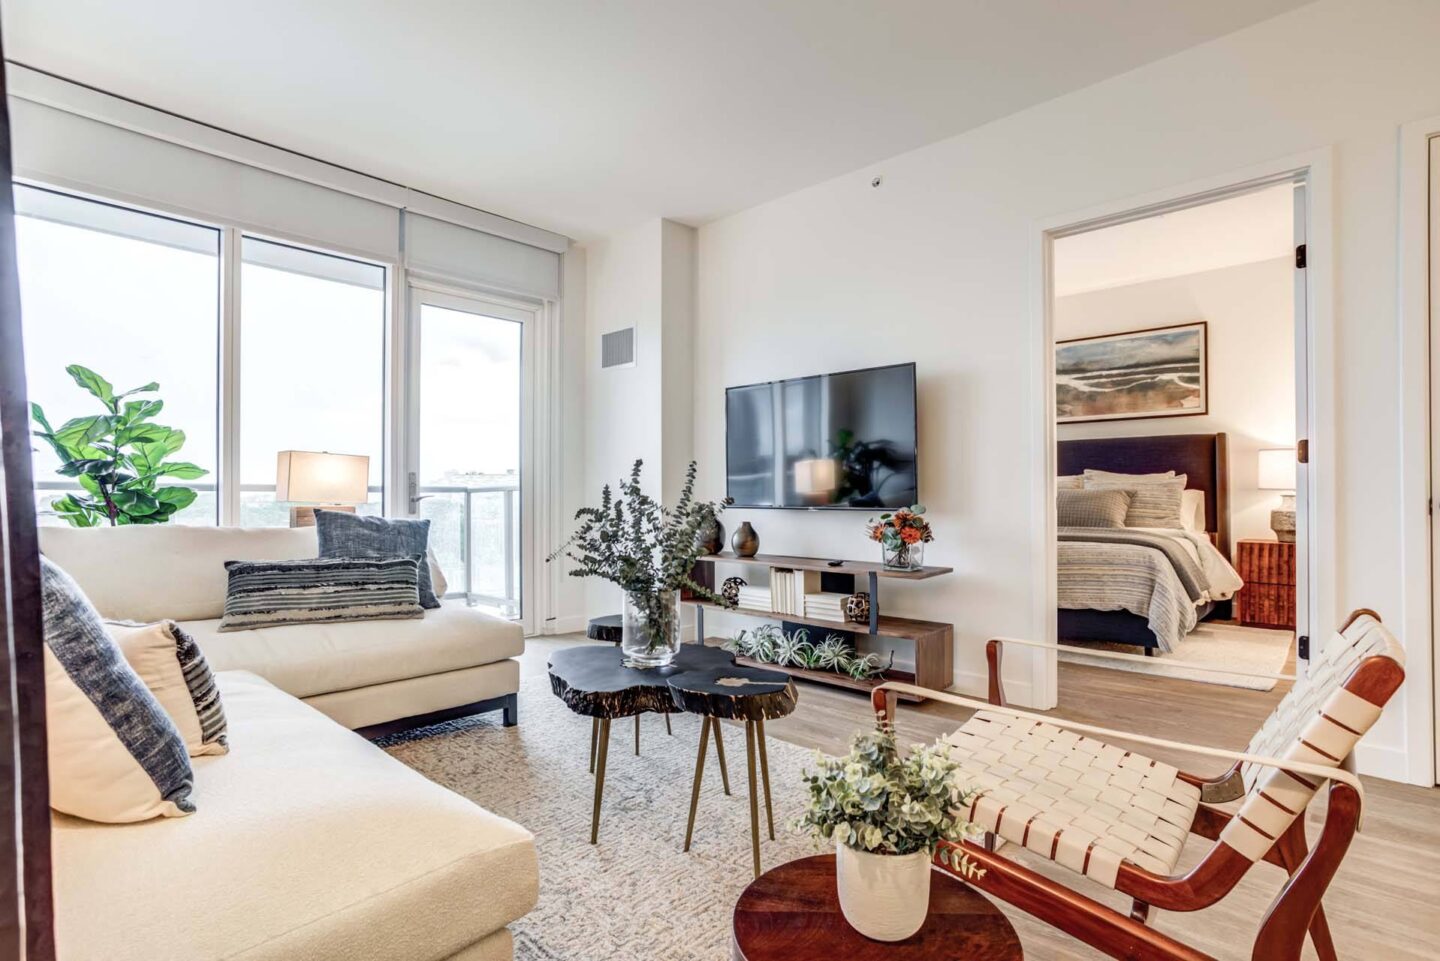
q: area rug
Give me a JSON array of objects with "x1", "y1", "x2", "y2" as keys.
[
  {"x1": 380, "y1": 675, "x2": 831, "y2": 961},
  {"x1": 1057, "y1": 622, "x2": 1292, "y2": 691}
]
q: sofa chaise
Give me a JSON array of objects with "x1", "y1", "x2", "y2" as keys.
[{"x1": 39, "y1": 524, "x2": 524, "y2": 732}]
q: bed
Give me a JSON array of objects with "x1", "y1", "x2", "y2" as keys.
[{"x1": 1056, "y1": 432, "x2": 1243, "y2": 654}]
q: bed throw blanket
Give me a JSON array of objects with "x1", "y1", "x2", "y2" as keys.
[{"x1": 1056, "y1": 527, "x2": 1214, "y2": 653}]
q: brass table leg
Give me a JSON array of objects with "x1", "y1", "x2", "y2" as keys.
[
  {"x1": 683, "y1": 716, "x2": 711, "y2": 852},
  {"x1": 589, "y1": 718, "x2": 598, "y2": 774},
  {"x1": 744, "y1": 720, "x2": 762, "y2": 878},
  {"x1": 635, "y1": 714, "x2": 641, "y2": 756},
  {"x1": 711, "y1": 717, "x2": 732, "y2": 795},
  {"x1": 590, "y1": 718, "x2": 611, "y2": 844},
  {"x1": 757, "y1": 717, "x2": 774, "y2": 840}
]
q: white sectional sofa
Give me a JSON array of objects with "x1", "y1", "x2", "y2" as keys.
[
  {"x1": 39, "y1": 524, "x2": 524, "y2": 731},
  {"x1": 40, "y1": 525, "x2": 539, "y2": 961}
]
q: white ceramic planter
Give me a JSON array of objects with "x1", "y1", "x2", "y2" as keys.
[{"x1": 835, "y1": 841, "x2": 932, "y2": 941}]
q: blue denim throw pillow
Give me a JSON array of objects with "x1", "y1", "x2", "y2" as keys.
[
  {"x1": 41, "y1": 555, "x2": 195, "y2": 817},
  {"x1": 314, "y1": 511, "x2": 441, "y2": 608}
]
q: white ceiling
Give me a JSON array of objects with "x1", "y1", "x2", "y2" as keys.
[
  {"x1": 1053, "y1": 183, "x2": 1296, "y2": 297},
  {"x1": 4, "y1": 0, "x2": 1310, "y2": 241}
]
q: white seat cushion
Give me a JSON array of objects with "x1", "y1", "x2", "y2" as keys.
[
  {"x1": 52, "y1": 671, "x2": 538, "y2": 961},
  {"x1": 947, "y1": 711, "x2": 1201, "y2": 888},
  {"x1": 181, "y1": 600, "x2": 523, "y2": 699}
]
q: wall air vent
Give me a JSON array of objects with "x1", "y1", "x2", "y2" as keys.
[{"x1": 601, "y1": 327, "x2": 636, "y2": 369}]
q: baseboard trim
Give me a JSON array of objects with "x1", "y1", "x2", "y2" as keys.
[
  {"x1": 545, "y1": 615, "x2": 588, "y2": 636},
  {"x1": 1355, "y1": 741, "x2": 1418, "y2": 784},
  {"x1": 953, "y1": 667, "x2": 1035, "y2": 708}
]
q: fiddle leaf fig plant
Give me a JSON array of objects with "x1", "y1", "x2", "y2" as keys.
[{"x1": 31, "y1": 365, "x2": 208, "y2": 527}]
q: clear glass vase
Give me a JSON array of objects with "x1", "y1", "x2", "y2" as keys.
[
  {"x1": 622, "y1": 589, "x2": 681, "y2": 668},
  {"x1": 881, "y1": 541, "x2": 924, "y2": 572}
]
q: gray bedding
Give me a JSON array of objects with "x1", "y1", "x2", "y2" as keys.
[{"x1": 1056, "y1": 526, "x2": 1217, "y2": 653}]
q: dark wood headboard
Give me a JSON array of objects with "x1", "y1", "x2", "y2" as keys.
[{"x1": 1057, "y1": 432, "x2": 1230, "y2": 559}]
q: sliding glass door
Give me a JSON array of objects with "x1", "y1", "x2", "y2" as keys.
[{"x1": 406, "y1": 288, "x2": 532, "y2": 625}]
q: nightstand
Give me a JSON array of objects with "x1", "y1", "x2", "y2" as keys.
[{"x1": 1235, "y1": 538, "x2": 1296, "y2": 630}]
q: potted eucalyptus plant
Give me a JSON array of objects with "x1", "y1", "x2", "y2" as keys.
[
  {"x1": 794, "y1": 718, "x2": 974, "y2": 941},
  {"x1": 549, "y1": 460, "x2": 731, "y2": 667}
]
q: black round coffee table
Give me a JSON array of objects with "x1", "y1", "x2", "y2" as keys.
[
  {"x1": 668, "y1": 664, "x2": 798, "y2": 877},
  {"x1": 548, "y1": 643, "x2": 736, "y2": 844}
]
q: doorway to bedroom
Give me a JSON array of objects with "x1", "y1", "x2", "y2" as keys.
[{"x1": 1047, "y1": 180, "x2": 1307, "y2": 693}]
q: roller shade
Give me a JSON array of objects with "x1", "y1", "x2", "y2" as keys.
[
  {"x1": 10, "y1": 99, "x2": 401, "y2": 262},
  {"x1": 404, "y1": 211, "x2": 560, "y2": 300}
]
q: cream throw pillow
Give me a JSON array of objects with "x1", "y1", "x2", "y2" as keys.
[
  {"x1": 42, "y1": 556, "x2": 194, "y2": 823},
  {"x1": 111, "y1": 621, "x2": 229, "y2": 757}
]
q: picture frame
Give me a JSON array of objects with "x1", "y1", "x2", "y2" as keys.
[{"x1": 1055, "y1": 321, "x2": 1208, "y2": 424}]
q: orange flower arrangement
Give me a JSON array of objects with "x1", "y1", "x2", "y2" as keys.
[{"x1": 867, "y1": 505, "x2": 933, "y2": 570}]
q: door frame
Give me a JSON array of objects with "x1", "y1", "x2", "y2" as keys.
[
  {"x1": 1399, "y1": 112, "x2": 1440, "y2": 787},
  {"x1": 1026, "y1": 148, "x2": 1335, "y2": 713},
  {"x1": 400, "y1": 280, "x2": 553, "y2": 636}
]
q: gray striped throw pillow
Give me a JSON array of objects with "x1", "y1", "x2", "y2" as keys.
[
  {"x1": 1083, "y1": 474, "x2": 1186, "y2": 529},
  {"x1": 218, "y1": 556, "x2": 424, "y2": 632},
  {"x1": 1056, "y1": 489, "x2": 1133, "y2": 528}
]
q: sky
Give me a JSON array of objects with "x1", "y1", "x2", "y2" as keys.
[{"x1": 17, "y1": 196, "x2": 522, "y2": 518}]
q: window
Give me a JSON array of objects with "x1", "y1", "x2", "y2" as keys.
[
  {"x1": 238, "y1": 238, "x2": 386, "y2": 525},
  {"x1": 16, "y1": 185, "x2": 221, "y2": 525}
]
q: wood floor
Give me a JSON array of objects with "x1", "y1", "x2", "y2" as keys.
[{"x1": 520, "y1": 636, "x2": 1440, "y2": 961}]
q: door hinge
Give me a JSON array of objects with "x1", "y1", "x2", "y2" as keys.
[
  {"x1": 1296, "y1": 439, "x2": 1309, "y2": 464},
  {"x1": 1295, "y1": 244, "x2": 1307, "y2": 269},
  {"x1": 1297, "y1": 635, "x2": 1310, "y2": 660}
]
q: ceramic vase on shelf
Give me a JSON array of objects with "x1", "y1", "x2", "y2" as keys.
[
  {"x1": 621, "y1": 589, "x2": 680, "y2": 668},
  {"x1": 732, "y1": 521, "x2": 759, "y2": 557},
  {"x1": 834, "y1": 842, "x2": 931, "y2": 941},
  {"x1": 881, "y1": 540, "x2": 923, "y2": 572}
]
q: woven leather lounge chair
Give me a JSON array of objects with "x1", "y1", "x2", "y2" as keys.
[{"x1": 873, "y1": 609, "x2": 1404, "y2": 961}]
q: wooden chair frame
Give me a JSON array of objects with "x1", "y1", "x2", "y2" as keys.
[{"x1": 871, "y1": 609, "x2": 1404, "y2": 961}]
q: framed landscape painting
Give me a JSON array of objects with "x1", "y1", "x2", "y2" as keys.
[{"x1": 1055, "y1": 321, "x2": 1207, "y2": 424}]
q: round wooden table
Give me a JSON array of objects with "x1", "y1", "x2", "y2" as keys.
[{"x1": 732, "y1": 855, "x2": 1023, "y2": 960}]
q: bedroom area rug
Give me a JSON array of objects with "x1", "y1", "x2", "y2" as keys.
[
  {"x1": 380, "y1": 675, "x2": 828, "y2": 961},
  {"x1": 1058, "y1": 622, "x2": 1292, "y2": 691}
]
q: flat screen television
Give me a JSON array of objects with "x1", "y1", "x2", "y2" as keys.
[{"x1": 725, "y1": 362, "x2": 918, "y2": 509}]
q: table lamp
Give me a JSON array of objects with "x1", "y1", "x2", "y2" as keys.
[
  {"x1": 1257, "y1": 448, "x2": 1296, "y2": 542},
  {"x1": 276, "y1": 450, "x2": 370, "y2": 528}
]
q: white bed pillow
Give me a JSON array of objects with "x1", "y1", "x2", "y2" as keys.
[
  {"x1": 1180, "y1": 489, "x2": 1207, "y2": 532},
  {"x1": 1083, "y1": 469, "x2": 1177, "y2": 484},
  {"x1": 1057, "y1": 475, "x2": 1083, "y2": 490}
]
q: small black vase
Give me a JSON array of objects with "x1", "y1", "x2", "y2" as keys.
[{"x1": 732, "y1": 521, "x2": 759, "y2": 557}]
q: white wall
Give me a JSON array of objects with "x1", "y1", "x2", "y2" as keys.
[
  {"x1": 581, "y1": 218, "x2": 699, "y2": 618},
  {"x1": 1054, "y1": 256, "x2": 1296, "y2": 549},
  {"x1": 683, "y1": 0, "x2": 1440, "y2": 779}
]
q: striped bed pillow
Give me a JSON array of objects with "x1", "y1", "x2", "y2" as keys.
[{"x1": 218, "y1": 556, "x2": 424, "y2": 632}]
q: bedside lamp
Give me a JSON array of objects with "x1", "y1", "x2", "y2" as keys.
[
  {"x1": 1257, "y1": 448, "x2": 1296, "y2": 543},
  {"x1": 276, "y1": 450, "x2": 370, "y2": 528}
]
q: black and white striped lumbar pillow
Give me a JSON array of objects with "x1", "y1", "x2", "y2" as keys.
[
  {"x1": 111, "y1": 620, "x2": 229, "y2": 757},
  {"x1": 217, "y1": 555, "x2": 424, "y2": 632}
]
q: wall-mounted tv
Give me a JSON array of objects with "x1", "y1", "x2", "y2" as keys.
[{"x1": 725, "y1": 362, "x2": 918, "y2": 509}]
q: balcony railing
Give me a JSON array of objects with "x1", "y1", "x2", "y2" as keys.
[{"x1": 34, "y1": 478, "x2": 520, "y2": 618}]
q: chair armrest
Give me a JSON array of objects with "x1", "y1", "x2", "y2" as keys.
[
  {"x1": 984, "y1": 635, "x2": 1295, "y2": 706},
  {"x1": 871, "y1": 680, "x2": 1367, "y2": 821}
]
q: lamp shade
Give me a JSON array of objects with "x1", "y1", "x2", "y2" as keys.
[
  {"x1": 793, "y1": 457, "x2": 838, "y2": 495},
  {"x1": 276, "y1": 451, "x2": 370, "y2": 504},
  {"x1": 1257, "y1": 448, "x2": 1296, "y2": 492}
]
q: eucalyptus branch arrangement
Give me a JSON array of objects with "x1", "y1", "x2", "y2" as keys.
[
  {"x1": 793, "y1": 718, "x2": 973, "y2": 856},
  {"x1": 548, "y1": 460, "x2": 733, "y2": 653},
  {"x1": 31, "y1": 365, "x2": 208, "y2": 527}
]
